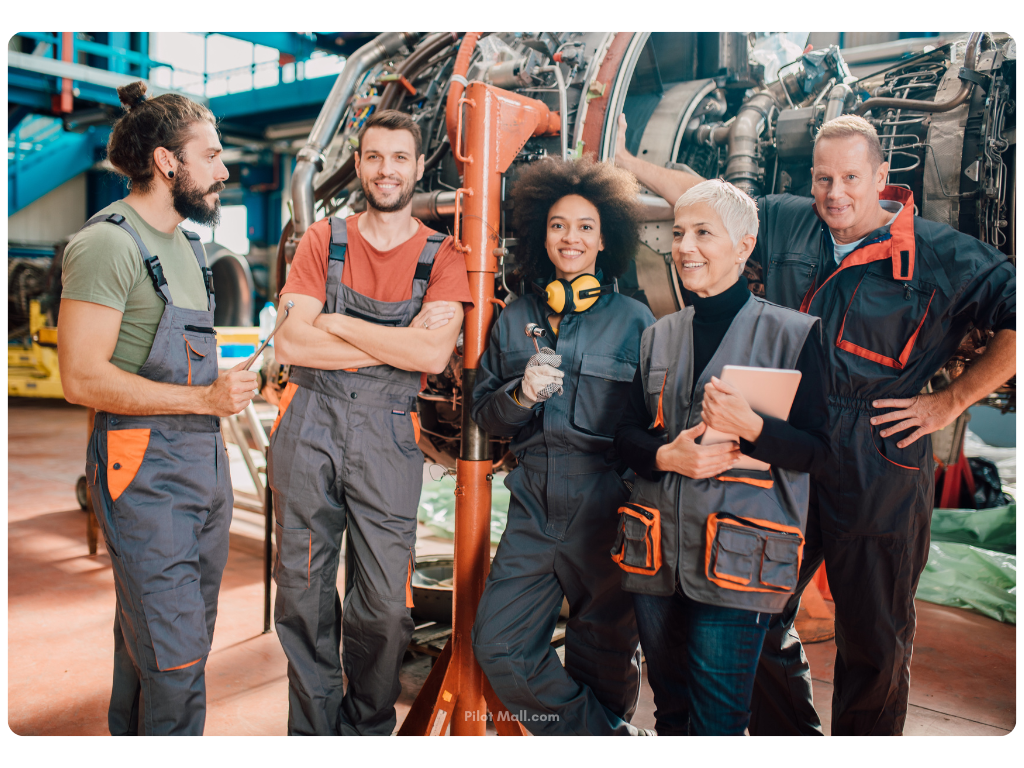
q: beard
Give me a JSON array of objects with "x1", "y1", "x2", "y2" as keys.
[
  {"x1": 172, "y1": 163, "x2": 224, "y2": 227},
  {"x1": 361, "y1": 173, "x2": 416, "y2": 213}
]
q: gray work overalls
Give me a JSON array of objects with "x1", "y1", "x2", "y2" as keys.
[
  {"x1": 469, "y1": 290, "x2": 654, "y2": 735},
  {"x1": 83, "y1": 212, "x2": 232, "y2": 736},
  {"x1": 268, "y1": 216, "x2": 444, "y2": 736}
]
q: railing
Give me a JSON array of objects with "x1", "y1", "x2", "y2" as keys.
[{"x1": 16, "y1": 32, "x2": 168, "y2": 78}]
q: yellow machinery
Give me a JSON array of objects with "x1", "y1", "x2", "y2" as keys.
[{"x1": 8, "y1": 300, "x2": 64, "y2": 398}]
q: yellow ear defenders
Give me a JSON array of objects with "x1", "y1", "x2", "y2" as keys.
[{"x1": 539, "y1": 274, "x2": 614, "y2": 314}]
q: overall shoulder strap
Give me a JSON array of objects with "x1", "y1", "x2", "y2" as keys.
[
  {"x1": 179, "y1": 227, "x2": 214, "y2": 310},
  {"x1": 413, "y1": 233, "x2": 447, "y2": 285},
  {"x1": 328, "y1": 216, "x2": 348, "y2": 262},
  {"x1": 84, "y1": 213, "x2": 173, "y2": 305}
]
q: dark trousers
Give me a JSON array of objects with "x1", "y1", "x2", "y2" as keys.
[
  {"x1": 750, "y1": 406, "x2": 935, "y2": 735},
  {"x1": 635, "y1": 586, "x2": 771, "y2": 735},
  {"x1": 472, "y1": 466, "x2": 642, "y2": 735}
]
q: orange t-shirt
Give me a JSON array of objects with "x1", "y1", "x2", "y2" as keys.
[{"x1": 281, "y1": 214, "x2": 473, "y2": 310}]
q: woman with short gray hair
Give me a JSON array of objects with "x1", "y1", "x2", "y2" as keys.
[{"x1": 613, "y1": 179, "x2": 831, "y2": 735}]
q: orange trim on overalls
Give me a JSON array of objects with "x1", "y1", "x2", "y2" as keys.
[
  {"x1": 271, "y1": 381, "x2": 299, "y2": 436},
  {"x1": 704, "y1": 513, "x2": 804, "y2": 593},
  {"x1": 652, "y1": 371, "x2": 668, "y2": 429},
  {"x1": 106, "y1": 428, "x2": 151, "y2": 502},
  {"x1": 870, "y1": 430, "x2": 920, "y2": 472},
  {"x1": 162, "y1": 657, "x2": 202, "y2": 672},
  {"x1": 799, "y1": 187, "x2": 917, "y2": 315},
  {"x1": 406, "y1": 552, "x2": 415, "y2": 608},
  {"x1": 835, "y1": 282, "x2": 936, "y2": 370},
  {"x1": 714, "y1": 473, "x2": 775, "y2": 490},
  {"x1": 411, "y1": 412, "x2": 422, "y2": 444},
  {"x1": 183, "y1": 335, "x2": 207, "y2": 386}
]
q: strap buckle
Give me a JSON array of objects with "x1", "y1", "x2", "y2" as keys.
[
  {"x1": 144, "y1": 255, "x2": 167, "y2": 293},
  {"x1": 202, "y1": 266, "x2": 216, "y2": 295}
]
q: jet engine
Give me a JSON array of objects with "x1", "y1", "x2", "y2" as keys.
[{"x1": 275, "y1": 32, "x2": 1016, "y2": 467}]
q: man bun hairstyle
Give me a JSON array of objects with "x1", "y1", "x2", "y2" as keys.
[
  {"x1": 510, "y1": 156, "x2": 643, "y2": 285},
  {"x1": 116, "y1": 80, "x2": 149, "y2": 110},
  {"x1": 357, "y1": 109, "x2": 423, "y2": 158},
  {"x1": 106, "y1": 80, "x2": 217, "y2": 193},
  {"x1": 814, "y1": 114, "x2": 885, "y2": 169}
]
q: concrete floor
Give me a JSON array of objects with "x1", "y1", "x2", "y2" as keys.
[{"x1": 7, "y1": 398, "x2": 1016, "y2": 736}]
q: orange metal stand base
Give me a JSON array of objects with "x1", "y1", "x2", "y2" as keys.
[
  {"x1": 400, "y1": 68, "x2": 559, "y2": 736},
  {"x1": 397, "y1": 461, "x2": 526, "y2": 736}
]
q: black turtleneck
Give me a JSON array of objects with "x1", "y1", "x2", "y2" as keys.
[
  {"x1": 685, "y1": 276, "x2": 753, "y2": 396},
  {"x1": 614, "y1": 278, "x2": 831, "y2": 481}
]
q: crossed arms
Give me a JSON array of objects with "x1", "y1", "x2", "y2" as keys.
[{"x1": 273, "y1": 293, "x2": 463, "y2": 375}]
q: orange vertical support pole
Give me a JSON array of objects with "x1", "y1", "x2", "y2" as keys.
[
  {"x1": 58, "y1": 32, "x2": 74, "y2": 114},
  {"x1": 399, "y1": 81, "x2": 559, "y2": 736},
  {"x1": 448, "y1": 82, "x2": 501, "y2": 735}
]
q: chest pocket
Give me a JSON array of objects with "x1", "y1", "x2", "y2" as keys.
[
  {"x1": 182, "y1": 329, "x2": 216, "y2": 386},
  {"x1": 572, "y1": 353, "x2": 637, "y2": 437},
  {"x1": 835, "y1": 273, "x2": 936, "y2": 370},
  {"x1": 499, "y1": 348, "x2": 536, "y2": 380},
  {"x1": 766, "y1": 253, "x2": 818, "y2": 310}
]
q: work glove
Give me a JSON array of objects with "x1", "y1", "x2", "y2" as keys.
[{"x1": 520, "y1": 347, "x2": 564, "y2": 404}]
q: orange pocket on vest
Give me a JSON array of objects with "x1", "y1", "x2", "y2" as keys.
[
  {"x1": 611, "y1": 503, "x2": 662, "y2": 575},
  {"x1": 705, "y1": 512, "x2": 803, "y2": 593},
  {"x1": 107, "y1": 428, "x2": 151, "y2": 502}
]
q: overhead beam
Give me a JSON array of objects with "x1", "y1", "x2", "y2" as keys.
[
  {"x1": 8, "y1": 51, "x2": 208, "y2": 104},
  {"x1": 209, "y1": 74, "x2": 336, "y2": 119}
]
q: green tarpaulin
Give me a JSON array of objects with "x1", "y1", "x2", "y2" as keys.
[
  {"x1": 916, "y1": 503, "x2": 1016, "y2": 624},
  {"x1": 418, "y1": 475, "x2": 509, "y2": 546}
]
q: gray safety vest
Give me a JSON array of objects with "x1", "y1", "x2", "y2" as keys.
[{"x1": 613, "y1": 295, "x2": 819, "y2": 613}]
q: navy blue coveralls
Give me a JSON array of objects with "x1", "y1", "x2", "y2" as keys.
[
  {"x1": 470, "y1": 289, "x2": 655, "y2": 735},
  {"x1": 748, "y1": 187, "x2": 1016, "y2": 735}
]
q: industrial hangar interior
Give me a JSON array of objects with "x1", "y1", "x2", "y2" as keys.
[{"x1": 7, "y1": 30, "x2": 1017, "y2": 741}]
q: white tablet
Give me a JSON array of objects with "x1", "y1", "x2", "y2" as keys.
[{"x1": 701, "y1": 365, "x2": 803, "y2": 472}]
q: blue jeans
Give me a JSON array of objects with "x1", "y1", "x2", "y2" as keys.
[{"x1": 633, "y1": 586, "x2": 771, "y2": 735}]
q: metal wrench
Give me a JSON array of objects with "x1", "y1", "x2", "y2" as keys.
[
  {"x1": 245, "y1": 300, "x2": 294, "y2": 370},
  {"x1": 524, "y1": 322, "x2": 546, "y2": 354}
]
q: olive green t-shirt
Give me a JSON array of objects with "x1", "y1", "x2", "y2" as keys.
[{"x1": 62, "y1": 201, "x2": 211, "y2": 374}]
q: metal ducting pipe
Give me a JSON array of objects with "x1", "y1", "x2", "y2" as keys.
[
  {"x1": 411, "y1": 189, "x2": 457, "y2": 220},
  {"x1": 208, "y1": 247, "x2": 255, "y2": 326},
  {"x1": 854, "y1": 32, "x2": 984, "y2": 116},
  {"x1": 723, "y1": 93, "x2": 778, "y2": 195},
  {"x1": 693, "y1": 121, "x2": 733, "y2": 148},
  {"x1": 824, "y1": 83, "x2": 854, "y2": 123},
  {"x1": 289, "y1": 32, "x2": 424, "y2": 253}
]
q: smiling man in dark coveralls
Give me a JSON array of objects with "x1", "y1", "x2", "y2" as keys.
[{"x1": 616, "y1": 113, "x2": 1016, "y2": 735}]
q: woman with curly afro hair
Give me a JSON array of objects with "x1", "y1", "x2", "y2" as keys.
[{"x1": 469, "y1": 157, "x2": 656, "y2": 735}]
